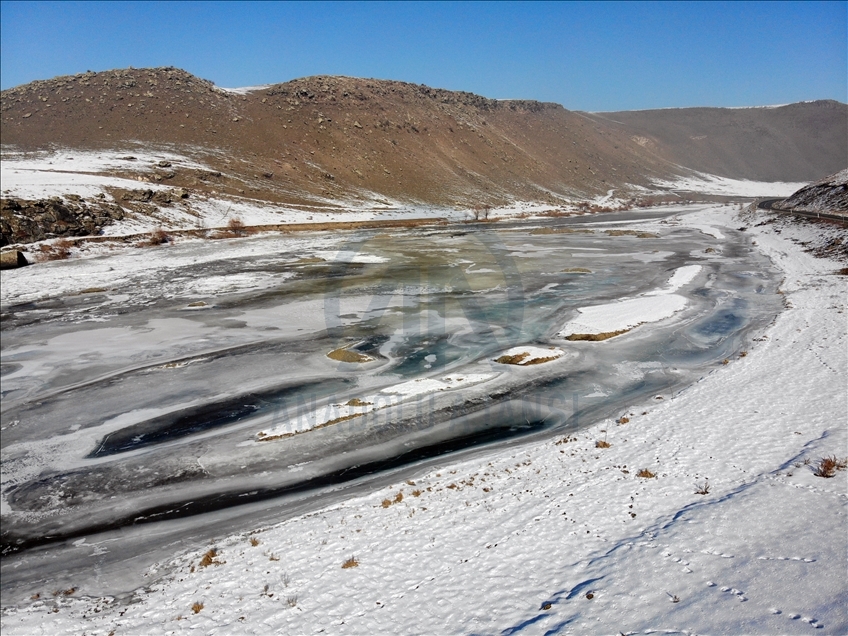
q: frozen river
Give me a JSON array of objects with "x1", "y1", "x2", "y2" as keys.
[{"x1": 0, "y1": 206, "x2": 784, "y2": 602}]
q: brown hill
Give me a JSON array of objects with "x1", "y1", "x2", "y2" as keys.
[
  {"x1": 2, "y1": 67, "x2": 846, "y2": 209},
  {"x1": 584, "y1": 101, "x2": 848, "y2": 183},
  {"x1": 0, "y1": 67, "x2": 685, "y2": 208}
]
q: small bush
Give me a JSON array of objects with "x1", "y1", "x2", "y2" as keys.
[
  {"x1": 694, "y1": 479, "x2": 711, "y2": 495},
  {"x1": 286, "y1": 595, "x2": 298, "y2": 608},
  {"x1": 147, "y1": 227, "x2": 170, "y2": 246},
  {"x1": 227, "y1": 216, "x2": 247, "y2": 236},
  {"x1": 381, "y1": 499, "x2": 392, "y2": 508},
  {"x1": 192, "y1": 601, "x2": 204, "y2": 614},
  {"x1": 595, "y1": 440, "x2": 611, "y2": 449},
  {"x1": 393, "y1": 492, "x2": 403, "y2": 504},
  {"x1": 38, "y1": 239, "x2": 73, "y2": 261},
  {"x1": 813, "y1": 455, "x2": 847, "y2": 478},
  {"x1": 341, "y1": 556, "x2": 359, "y2": 569},
  {"x1": 617, "y1": 416, "x2": 630, "y2": 424},
  {"x1": 249, "y1": 537, "x2": 260, "y2": 547},
  {"x1": 637, "y1": 468, "x2": 656, "y2": 479}
]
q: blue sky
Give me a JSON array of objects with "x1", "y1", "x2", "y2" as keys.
[{"x1": 1, "y1": 1, "x2": 845, "y2": 110}]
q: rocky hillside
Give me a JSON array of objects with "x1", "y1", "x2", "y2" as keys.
[
  {"x1": 1, "y1": 68, "x2": 674, "y2": 208},
  {"x1": 773, "y1": 169, "x2": 848, "y2": 214},
  {"x1": 585, "y1": 101, "x2": 847, "y2": 183},
  {"x1": 1, "y1": 67, "x2": 846, "y2": 211}
]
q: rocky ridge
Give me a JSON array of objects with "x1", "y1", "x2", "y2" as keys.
[{"x1": 773, "y1": 169, "x2": 848, "y2": 214}]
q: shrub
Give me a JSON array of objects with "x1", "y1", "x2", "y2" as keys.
[
  {"x1": 595, "y1": 440, "x2": 611, "y2": 449},
  {"x1": 249, "y1": 537, "x2": 260, "y2": 547},
  {"x1": 227, "y1": 216, "x2": 247, "y2": 236},
  {"x1": 637, "y1": 468, "x2": 656, "y2": 479},
  {"x1": 694, "y1": 479, "x2": 711, "y2": 495},
  {"x1": 147, "y1": 227, "x2": 170, "y2": 246},
  {"x1": 38, "y1": 239, "x2": 73, "y2": 261},
  {"x1": 192, "y1": 601, "x2": 204, "y2": 614},
  {"x1": 813, "y1": 455, "x2": 847, "y2": 478},
  {"x1": 341, "y1": 556, "x2": 359, "y2": 569}
]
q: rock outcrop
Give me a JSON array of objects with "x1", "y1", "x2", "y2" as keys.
[
  {"x1": 1, "y1": 196, "x2": 125, "y2": 246},
  {"x1": 773, "y1": 169, "x2": 848, "y2": 214}
]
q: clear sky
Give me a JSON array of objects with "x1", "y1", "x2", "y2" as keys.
[{"x1": 1, "y1": 1, "x2": 845, "y2": 111}]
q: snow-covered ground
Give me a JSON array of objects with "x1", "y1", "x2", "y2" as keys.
[
  {"x1": 2, "y1": 206, "x2": 845, "y2": 635},
  {"x1": 652, "y1": 172, "x2": 808, "y2": 197},
  {"x1": 2, "y1": 148, "x2": 811, "y2": 246}
]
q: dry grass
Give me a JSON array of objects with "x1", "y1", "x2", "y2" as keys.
[
  {"x1": 346, "y1": 397, "x2": 372, "y2": 407},
  {"x1": 198, "y1": 548, "x2": 223, "y2": 568},
  {"x1": 565, "y1": 329, "x2": 629, "y2": 342},
  {"x1": 495, "y1": 352, "x2": 530, "y2": 365},
  {"x1": 191, "y1": 602, "x2": 204, "y2": 614},
  {"x1": 813, "y1": 455, "x2": 847, "y2": 478},
  {"x1": 595, "y1": 440, "x2": 611, "y2": 449},
  {"x1": 341, "y1": 556, "x2": 359, "y2": 569},
  {"x1": 393, "y1": 492, "x2": 403, "y2": 504},
  {"x1": 38, "y1": 239, "x2": 73, "y2": 261},
  {"x1": 617, "y1": 416, "x2": 630, "y2": 424},
  {"x1": 495, "y1": 351, "x2": 560, "y2": 366},
  {"x1": 147, "y1": 227, "x2": 170, "y2": 246},
  {"x1": 530, "y1": 227, "x2": 593, "y2": 235},
  {"x1": 249, "y1": 537, "x2": 260, "y2": 547},
  {"x1": 694, "y1": 479, "x2": 711, "y2": 495},
  {"x1": 637, "y1": 468, "x2": 656, "y2": 479},
  {"x1": 604, "y1": 229, "x2": 658, "y2": 238},
  {"x1": 327, "y1": 348, "x2": 372, "y2": 363},
  {"x1": 381, "y1": 498, "x2": 392, "y2": 508},
  {"x1": 562, "y1": 267, "x2": 592, "y2": 274}
]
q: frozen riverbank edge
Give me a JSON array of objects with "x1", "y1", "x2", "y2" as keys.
[{"x1": 2, "y1": 206, "x2": 846, "y2": 635}]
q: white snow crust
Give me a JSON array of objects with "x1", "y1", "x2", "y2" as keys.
[{"x1": 557, "y1": 265, "x2": 701, "y2": 337}]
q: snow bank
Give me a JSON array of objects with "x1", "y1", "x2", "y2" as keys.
[
  {"x1": 558, "y1": 265, "x2": 700, "y2": 338},
  {"x1": 256, "y1": 372, "x2": 498, "y2": 440}
]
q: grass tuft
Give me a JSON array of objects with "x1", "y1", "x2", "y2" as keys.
[
  {"x1": 566, "y1": 329, "x2": 629, "y2": 342},
  {"x1": 637, "y1": 468, "x2": 656, "y2": 479},
  {"x1": 813, "y1": 455, "x2": 847, "y2": 478},
  {"x1": 341, "y1": 556, "x2": 359, "y2": 569},
  {"x1": 595, "y1": 440, "x2": 611, "y2": 449},
  {"x1": 199, "y1": 548, "x2": 222, "y2": 568},
  {"x1": 192, "y1": 601, "x2": 204, "y2": 614},
  {"x1": 694, "y1": 479, "x2": 711, "y2": 495}
]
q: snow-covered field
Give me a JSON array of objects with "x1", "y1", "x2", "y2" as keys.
[
  {"x1": 2, "y1": 206, "x2": 845, "y2": 635},
  {"x1": 652, "y1": 172, "x2": 808, "y2": 198}
]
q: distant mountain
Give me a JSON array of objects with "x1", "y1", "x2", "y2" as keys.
[
  {"x1": 1, "y1": 67, "x2": 846, "y2": 209},
  {"x1": 584, "y1": 101, "x2": 847, "y2": 183}
]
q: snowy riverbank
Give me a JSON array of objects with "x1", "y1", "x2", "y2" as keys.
[{"x1": 1, "y1": 206, "x2": 846, "y2": 635}]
